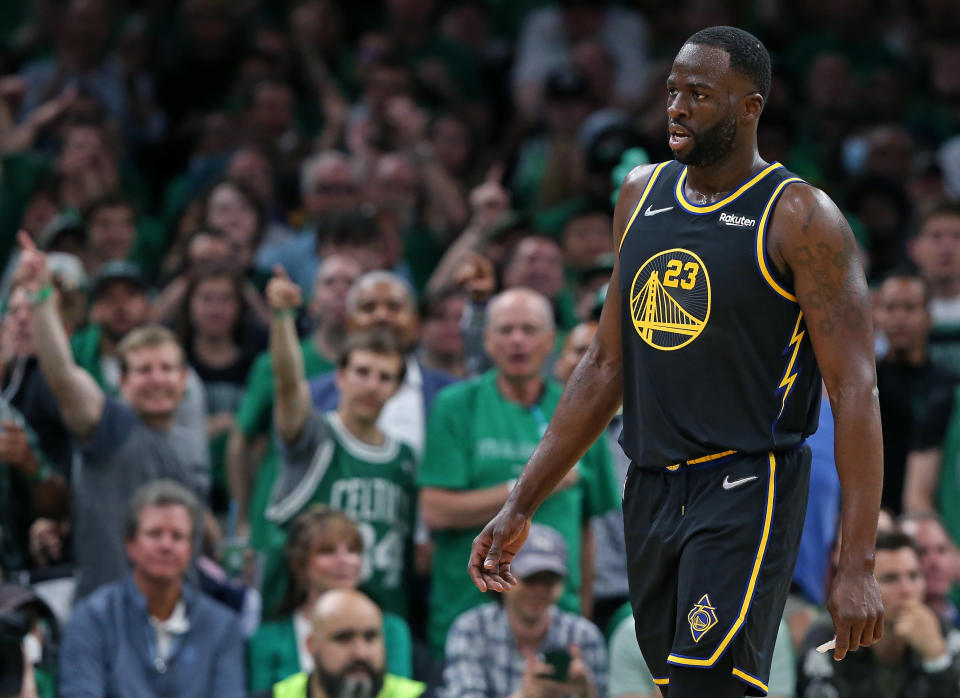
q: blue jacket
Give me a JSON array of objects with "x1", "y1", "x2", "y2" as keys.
[
  {"x1": 309, "y1": 361, "x2": 456, "y2": 414},
  {"x1": 59, "y1": 575, "x2": 245, "y2": 698}
]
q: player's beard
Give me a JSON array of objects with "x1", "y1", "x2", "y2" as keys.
[
  {"x1": 674, "y1": 111, "x2": 739, "y2": 168},
  {"x1": 315, "y1": 660, "x2": 384, "y2": 698}
]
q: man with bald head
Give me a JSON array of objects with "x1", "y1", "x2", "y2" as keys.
[
  {"x1": 310, "y1": 271, "x2": 458, "y2": 459},
  {"x1": 252, "y1": 589, "x2": 425, "y2": 698},
  {"x1": 419, "y1": 289, "x2": 618, "y2": 655}
]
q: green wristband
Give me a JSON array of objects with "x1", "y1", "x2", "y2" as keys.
[
  {"x1": 271, "y1": 307, "x2": 296, "y2": 319},
  {"x1": 27, "y1": 284, "x2": 54, "y2": 307}
]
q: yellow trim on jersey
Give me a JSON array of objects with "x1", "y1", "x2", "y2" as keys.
[
  {"x1": 755, "y1": 177, "x2": 805, "y2": 302},
  {"x1": 675, "y1": 162, "x2": 783, "y2": 214},
  {"x1": 619, "y1": 161, "x2": 672, "y2": 251},
  {"x1": 667, "y1": 452, "x2": 776, "y2": 668},
  {"x1": 732, "y1": 668, "x2": 769, "y2": 694},
  {"x1": 666, "y1": 449, "x2": 737, "y2": 470},
  {"x1": 652, "y1": 677, "x2": 670, "y2": 686},
  {"x1": 685, "y1": 449, "x2": 737, "y2": 466}
]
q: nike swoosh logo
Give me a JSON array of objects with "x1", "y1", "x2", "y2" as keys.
[
  {"x1": 722, "y1": 475, "x2": 758, "y2": 490},
  {"x1": 644, "y1": 205, "x2": 674, "y2": 216}
]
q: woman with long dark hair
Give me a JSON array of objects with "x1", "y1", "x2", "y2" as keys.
[{"x1": 175, "y1": 263, "x2": 266, "y2": 512}]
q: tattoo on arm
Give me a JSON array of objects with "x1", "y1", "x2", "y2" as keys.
[
  {"x1": 791, "y1": 209, "x2": 869, "y2": 337},
  {"x1": 800, "y1": 202, "x2": 820, "y2": 235}
]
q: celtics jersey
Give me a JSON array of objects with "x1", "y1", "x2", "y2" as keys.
[
  {"x1": 618, "y1": 161, "x2": 822, "y2": 468},
  {"x1": 268, "y1": 411, "x2": 417, "y2": 616}
]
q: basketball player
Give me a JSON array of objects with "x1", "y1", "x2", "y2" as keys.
[{"x1": 469, "y1": 26, "x2": 884, "y2": 698}]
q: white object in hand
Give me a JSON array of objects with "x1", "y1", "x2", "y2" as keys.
[{"x1": 816, "y1": 639, "x2": 836, "y2": 654}]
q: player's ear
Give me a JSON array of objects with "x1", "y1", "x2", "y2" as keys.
[{"x1": 742, "y1": 93, "x2": 763, "y2": 123}]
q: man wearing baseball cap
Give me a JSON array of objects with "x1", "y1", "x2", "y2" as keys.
[{"x1": 441, "y1": 524, "x2": 607, "y2": 698}]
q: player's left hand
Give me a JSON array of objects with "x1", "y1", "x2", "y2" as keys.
[{"x1": 826, "y1": 567, "x2": 884, "y2": 660}]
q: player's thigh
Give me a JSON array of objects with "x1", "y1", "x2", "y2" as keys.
[
  {"x1": 623, "y1": 465, "x2": 683, "y2": 684},
  {"x1": 670, "y1": 450, "x2": 809, "y2": 692}
]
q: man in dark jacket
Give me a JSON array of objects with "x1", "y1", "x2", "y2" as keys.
[{"x1": 797, "y1": 530, "x2": 960, "y2": 698}]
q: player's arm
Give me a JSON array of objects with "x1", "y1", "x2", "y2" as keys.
[
  {"x1": 770, "y1": 186, "x2": 884, "y2": 660},
  {"x1": 15, "y1": 232, "x2": 104, "y2": 439},
  {"x1": 468, "y1": 164, "x2": 656, "y2": 592},
  {"x1": 267, "y1": 266, "x2": 311, "y2": 444}
]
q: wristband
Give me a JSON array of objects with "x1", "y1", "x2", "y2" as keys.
[
  {"x1": 922, "y1": 651, "x2": 951, "y2": 673},
  {"x1": 506, "y1": 478, "x2": 517, "y2": 492},
  {"x1": 271, "y1": 308, "x2": 296, "y2": 319},
  {"x1": 27, "y1": 284, "x2": 54, "y2": 307}
]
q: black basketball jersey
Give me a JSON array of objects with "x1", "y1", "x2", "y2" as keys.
[{"x1": 618, "y1": 160, "x2": 822, "y2": 468}]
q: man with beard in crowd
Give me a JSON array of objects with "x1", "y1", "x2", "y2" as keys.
[{"x1": 251, "y1": 589, "x2": 425, "y2": 698}]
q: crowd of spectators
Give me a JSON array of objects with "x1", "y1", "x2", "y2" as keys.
[{"x1": 1, "y1": 1, "x2": 960, "y2": 697}]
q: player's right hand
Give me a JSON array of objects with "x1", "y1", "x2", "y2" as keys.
[
  {"x1": 468, "y1": 507, "x2": 531, "y2": 593},
  {"x1": 266, "y1": 264, "x2": 302, "y2": 312},
  {"x1": 16, "y1": 231, "x2": 51, "y2": 292}
]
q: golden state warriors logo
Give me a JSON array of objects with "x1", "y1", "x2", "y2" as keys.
[
  {"x1": 630, "y1": 248, "x2": 710, "y2": 350},
  {"x1": 688, "y1": 594, "x2": 718, "y2": 643}
]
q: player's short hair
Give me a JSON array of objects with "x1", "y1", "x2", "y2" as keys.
[
  {"x1": 116, "y1": 325, "x2": 186, "y2": 376},
  {"x1": 684, "y1": 26, "x2": 771, "y2": 101},
  {"x1": 875, "y1": 530, "x2": 920, "y2": 556},
  {"x1": 337, "y1": 328, "x2": 407, "y2": 385},
  {"x1": 125, "y1": 479, "x2": 200, "y2": 540}
]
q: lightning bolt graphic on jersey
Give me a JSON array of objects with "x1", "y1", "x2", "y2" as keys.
[{"x1": 773, "y1": 311, "x2": 805, "y2": 435}]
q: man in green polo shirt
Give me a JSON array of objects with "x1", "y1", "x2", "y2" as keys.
[
  {"x1": 229, "y1": 254, "x2": 361, "y2": 542},
  {"x1": 251, "y1": 589, "x2": 425, "y2": 698},
  {"x1": 419, "y1": 288, "x2": 618, "y2": 654}
]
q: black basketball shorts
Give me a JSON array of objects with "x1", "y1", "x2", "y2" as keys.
[{"x1": 622, "y1": 445, "x2": 811, "y2": 697}]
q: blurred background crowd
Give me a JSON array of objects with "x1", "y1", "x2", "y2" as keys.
[{"x1": 2, "y1": 0, "x2": 960, "y2": 697}]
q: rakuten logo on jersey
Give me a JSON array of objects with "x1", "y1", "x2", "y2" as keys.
[{"x1": 719, "y1": 212, "x2": 756, "y2": 228}]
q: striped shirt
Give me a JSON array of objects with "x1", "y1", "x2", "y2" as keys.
[{"x1": 442, "y1": 602, "x2": 607, "y2": 698}]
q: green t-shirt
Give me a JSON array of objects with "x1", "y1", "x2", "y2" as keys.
[
  {"x1": 418, "y1": 371, "x2": 618, "y2": 653},
  {"x1": 236, "y1": 339, "x2": 335, "y2": 550},
  {"x1": 265, "y1": 411, "x2": 418, "y2": 618}
]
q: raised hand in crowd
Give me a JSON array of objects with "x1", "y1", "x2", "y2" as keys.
[
  {"x1": 265, "y1": 264, "x2": 303, "y2": 314},
  {"x1": 0, "y1": 82, "x2": 77, "y2": 156},
  {"x1": 427, "y1": 163, "x2": 511, "y2": 295},
  {"x1": 15, "y1": 231, "x2": 105, "y2": 439},
  {"x1": 266, "y1": 264, "x2": 310, "y2": 444}
]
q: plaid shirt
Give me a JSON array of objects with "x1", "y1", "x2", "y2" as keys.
[{"x1": 442, "y1": 602, "x2": 608, "y2": 698}]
